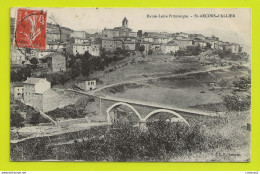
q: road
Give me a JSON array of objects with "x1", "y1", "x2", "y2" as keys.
[
  {"x1": 90, "y1": 65, "x2": 235, "y2": 94},
  {"x1": 64, "y1": 64, "x2": 250, "y2": 118}
]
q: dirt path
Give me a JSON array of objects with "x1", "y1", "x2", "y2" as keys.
[{"x1": 91, "y1": 65, "x2": 233, "y2": 94}]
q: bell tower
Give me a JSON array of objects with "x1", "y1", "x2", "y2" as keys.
[{"x1": 122, "y1": 17, "x2": 128, "y2": 28}]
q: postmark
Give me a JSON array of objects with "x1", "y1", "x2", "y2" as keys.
[{"x1": 14, "y1": 8, "x2": 47, "y2": 50}]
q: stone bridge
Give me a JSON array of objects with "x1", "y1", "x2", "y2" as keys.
[{"x1": 66, "y1": 89, "x2": 219, "y2": 127}]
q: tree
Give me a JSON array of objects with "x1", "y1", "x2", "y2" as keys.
[
  {"x1": 233, "y1": 77, "x2": 251, "y2": 91},
  {"x1": 205, "y1": 42, "x2": 212, "y2": 50},
  {"x1": 135, "y1": 42, "x2": 140, "y2": 51},
  {"x1": 139, "y1": 45, "x2": 145, "y2": 53},
  {"x1": 30, "y1": 57, "x2": 39, "y2": 68},
  {"x1": 148, "y1": 49, "x2": 153, "y2": 55},
  {"x1": 11, "y1": 111, "x2": 25, "y2": 128},
  {"x1": 137, "y1": 30, "x2": 142, "y2": 37},
  {"x1": 71, "y1": 63, "x2": 80, "y2": 79},
  {"x1": 29, "y1": 111, "x2": 41, "y2": 125}
]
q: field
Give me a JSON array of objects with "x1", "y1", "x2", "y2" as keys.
[
  {"x1": 98, "y1": 67, "x2": 250, "y2": 112},
  {"x1": 10, "y1": 53, "x2": 251, "y2": 162},
  {"x1": 10, "y1": 110, "x2": 250, "y2": 162}
]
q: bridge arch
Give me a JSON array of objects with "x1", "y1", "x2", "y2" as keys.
[
  {"x1": 144, "y1": 109, "x2": 190, "y2": 126},
  {"x1": 106, "y1": 102, "x2": 142, "y2": 123}
]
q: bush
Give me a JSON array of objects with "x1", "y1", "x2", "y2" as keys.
[
  {"x1": 233, "y1": 77, "x2": 251, "y2": 91},
  {"x1": 224, "y1": 95, "x2": 251, "y2": 111},
  {"x1": 148, "y1": 49, "x2": 153, "y2": 55},
  {"x1": 11, "y1": 111, "x2": 25, "y2": 128},
  {"x1": 11, "y1": 121, "x2": 232, "y2": 161},
  {"x1": 47, "y1": 105, "x2": 85, "y2": 120}
]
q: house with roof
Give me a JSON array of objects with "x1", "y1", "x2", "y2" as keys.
[
  {"x1": 173, "y1": 38, "x2": 192, "y2": 49},
  {"x1": 128, "y1": 32, "x2": 137, "y2": 37},
  {"x1": 143, "y1": 32, "x2": 169, "y2": 38},
  {"x1": 175, "y1": 32, "x2": 189, "y2": 38},
  {"x1": 67, "y1": 42, "x2": 101, "y2": 56},
  {"x1": 156, "y1": 36, "x2": 172, "y2": 44},
  {"x1": 230, "y1": 43, "x2": 240, "y2": 53},
  {"x1": 75, "y1": 79, "x2": 97, "y2": 91},
  {"x1": 161, "y1": 42, "x2": 179, "y2": 54},
  {"x1": 101, "y1": 38, "x2": 123, "y2": 52},
  {"x1": 46, "y1": 42, "x2": 66, "y2": 51},
  {"x1": 23, "y1": 78, "x2": 60, "y2": 112},
  {"x1": 45, "y1": 53, "x2": 67, "y2": 72},
  {"x1": 46, "y1": 31, "x2": 61, "y2": 43},
  {"x1": 11, "y1": 48, "x2": 26, "y2": 65},
  {"x1": 102, "y1": 17, "x2": 134, "y2": 38},
  {"x1": 70, "y1": 37, "x2": 90, "y2": 45},
  {"x1": 11, "y1": 82, "x2": 24, "y2": 100},
  {"x1": 189, "y1": 34, "x2": 205, "y2": 40},
  {"x1": 222, "y1": 42, "x2": 240, "y2": 53},
  {"x1": 70, "y1": 31, "x2": 88, "y2": 38},
  {"x1": 192, "y1": 38, "x2": 207, "y2": 48},
  {"x1": 143, "y1": 37, "x2": 154, "y2": 43}
]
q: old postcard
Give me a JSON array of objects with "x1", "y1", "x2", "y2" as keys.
[{"x1": 10, "y1": 8, "x2": 251, "y2": 162}]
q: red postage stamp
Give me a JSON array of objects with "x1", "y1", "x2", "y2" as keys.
[{"x1": 14, "y1": 8, "x2": 47, "y2": 50}]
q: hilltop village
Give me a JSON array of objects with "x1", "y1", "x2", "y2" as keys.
[
  {"x1": 10, "y1": 17, "x2": 249, "y2": 125},
  {"x1": 10, "y1": 16, "x2": 251, "y2": 162},
  {"x1": 11, "y1": 17, "x2": 241, "y2": 65}
]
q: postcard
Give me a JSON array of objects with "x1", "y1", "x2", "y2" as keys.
[{"x1": 10, "y1": 8, "x2": 251, "y2": 162}]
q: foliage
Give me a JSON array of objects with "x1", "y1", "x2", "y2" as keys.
[
  {"x1": 175, "y1": 45, "x2": 202, "y2": 56},
  {"x1": 11, "y1": 67, "x2": 32, "y2": 82},
  {"x1": 148, "y1": 49, "x2": 153, "y2": 55},
  {"x1": 224, "y1": 95, "x2": 251, "y2": 111},
  {"x1": 30, "y1": 57, "x2": 39, "y2": 68},
  {"x1": 11, "y1": 122, "x2": 231, "y2": 161},
  {"x1": 26, "y1": 109, "x2": 49, "y2": 125},
  {"x1": 10, "y1": 111, "x2": 25, "y2": 128},
  {"x1": 139, "y1": 45, "x2": 145, "y2": 53},
  {"x1": 233, "y1": 77, "x2": 251, "y2": 91},
  {"x1": 137, "y1": 30, "x2": 142, "y2": 37},
  {"x1": 47, "y1": 105, "x2": 85, "y2": 120}
]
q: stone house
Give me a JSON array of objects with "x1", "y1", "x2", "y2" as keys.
[
  {"x1": 193, "y1": 38, "x2": 207, "y2": 47},
  {"x1": 23, "y1": 78, "x2": 60, "y2": 112},
  {"x1": 102, "y1": 29, "x2": 120, "y2": 38},
  {"x1": 75, "y1": 80, "x2": 96, "y2": 91},
  {"x1": 230, "y1": 44, "x2": 240, "y2": 53},
  {"x1": 173, "y1": 38, "x2": 193, "y2": 49},
  {"x1": 46, "y1": 53, "x2": 67, "y2": 72},
  {"x1": 70, "y1": 31, "x2": 88, "y2": 38},
  {"x1": 70, "y1": 37, "x2": 90, "y2": 45},
  {"x1": 101, "y1": 38, "x2": 123, "y2": 52},
  {"x1": 161, "y1": 43, "x2": 179, "y2": 54},
  {"x1": 128, "y1": 32, "x2": 137, "y2": 37},
  {"x1": 175, "y1": 32, "x2": 189, "y2": 38},
  {"x1": 12, "y1": 82, "x2": 24, "y2": 100},
  {"x1": 143, "y1": 37, "x2": 154, "y2": 43},
  {"x1": 102, "y1": 17, "x2": 134, "y2": 38},
  {"x1": 46, "y1": 31, "x2": 60, "y2": 42},
  {"x1": 67, "y1": 43, "x2": 101, "y2": 56},
  {"x1": 11, "y1": 48, "x2": 26, "y2": 64}
]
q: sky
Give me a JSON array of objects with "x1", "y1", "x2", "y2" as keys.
[{"x1": 11, "y1": 8, "x2": 251, "y2": 46}]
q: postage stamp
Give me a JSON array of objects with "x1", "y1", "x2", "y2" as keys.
[
  {"x1": 14, "y1": 8, "x2": 47, "y2": 50},
  {"x1": 10, "y1": 8, "x2": 251, "y2": 162}
]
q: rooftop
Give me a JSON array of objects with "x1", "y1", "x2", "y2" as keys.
[{"x1": 23, "y1": 78, "x2": 48, "y2": 85}]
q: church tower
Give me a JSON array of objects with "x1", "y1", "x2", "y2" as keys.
[{"x1": 122, "y1": 17, "x2": 128, "y2": 28}]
